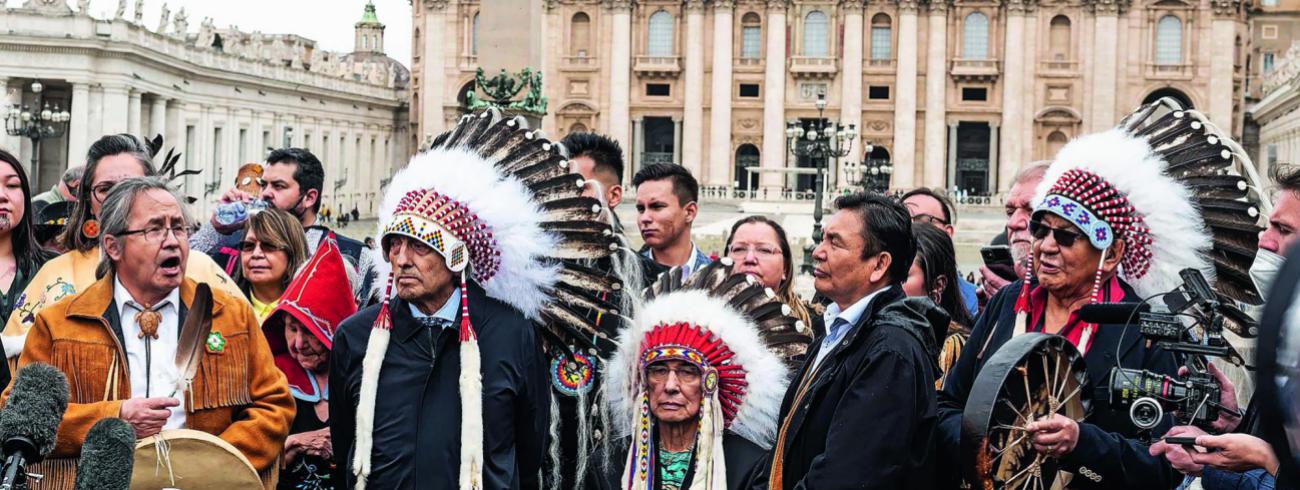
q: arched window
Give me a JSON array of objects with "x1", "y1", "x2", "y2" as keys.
[
  {"x1": 962, "y1": 12, "x2": 989, "y2": 59},
  {"x1": 1047, "y1": 131, "x2": 1069, "y2": 158},
  {"x1": 741, "y1": 12, "x2": 762, "y2": 59},
  {"x1": 803, "y1": 10, "x2": 829, "y2": 57},
  {"x1": 870, "y1": 13, "x2": 892, "y2": 60},
  {"x1": 648, "y1": 10, "x2": 674, "y2": 56},
  {"x1": 570, "y1": 123, "x2": 589, "y2": 134},
  {"x1": 571, "y1": 12, "x2": 592, "y2": 57},
  {"x1": 471, "y1": 12, "x2": 479, "y2": 55},
  {"x1": 363, "y1": 36, "x2": 370, "y2": 50},
  {"x1": 1155, "y1": 15, "x2": 1182, "y2": 65},
  {"x1": 1049, "y1": 15, "x2": 1070, "y2": 61}
]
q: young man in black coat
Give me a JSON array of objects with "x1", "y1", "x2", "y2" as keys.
[{"x1": 755, "y1": 192, "x2": 940, "y2": 490}]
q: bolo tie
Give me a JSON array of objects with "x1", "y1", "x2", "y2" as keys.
[{"x1": 131, "y1": 302, "x2": 165, "y2": 397}]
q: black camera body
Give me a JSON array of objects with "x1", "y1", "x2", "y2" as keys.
[{"x1": 1098, "y1": 269, "x2": 1245, "y2": 433}]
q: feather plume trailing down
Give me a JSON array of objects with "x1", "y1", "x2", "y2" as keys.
[
  {"x1": 173, "y1": 284, "x2": 212, "y2": 405},
  {"x1": 1040, "y1": 97, "x2": 1269, "y2": 317},
  {"x1": 376, "y1": 108, "x2": 627, "y2": 357}
]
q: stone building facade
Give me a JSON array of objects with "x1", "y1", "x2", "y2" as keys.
[
  {"x1": 413, "y1": 0, "x2": 1252, "y2": 195},
  {"x1": 1253, "y1": 40, "x2": 1300, "y2": 172},
  {"x1": 0, "y1": 0, "x2": 410, "y2": 219}
]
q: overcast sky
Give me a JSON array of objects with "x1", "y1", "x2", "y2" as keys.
[{"x1": 7, "y1": 0, "x2": 413, "y2": 65}]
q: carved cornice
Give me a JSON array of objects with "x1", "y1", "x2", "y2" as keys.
[
  {"x1": 605, "y1": 0, "x2": 634, "y2": 11},
  {"x1": 1087, "y1": 0, "x2": 1128, "y2": 15},
  {"x1": 1211, "y1": 0, "x2": 1243, "y2": 17},
  {"x1": 765, "y1": 0, "x2": 789, "y2": 11},
  {"x1": 714, "y1": 0, "x2": 736, "y2": 9},
  {"x1": 685, "y1": 0, "x2": 707, "y2": 11},
  {"x1": 927, "y1": 0, "x2": 950, "y2": 13},
  {"x1": 422, "y1": 0, "x2": 449, "y2": 10},
  {"x1": 897, "y1": 0, "x2": 921, "y2": 12},
  {"x1": 1005, "y1": 0, "x2": 1033, "y2": 14},
  {"x1": 839, "y1": 0, "x2": 866, "y2": 12}
]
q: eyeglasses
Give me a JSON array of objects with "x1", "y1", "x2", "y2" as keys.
[
  {"x1": 646, "y1": 364, "x2": 702, "y2": 383},
  {"x1": 238, "y1": 240, "x2": 285, "y2": 254},
  {"x1": 912, "y1": 214, "x2": 949, "y2": 226},
  {"x1": 727, "y1": 243, "x2": 780, "y2": 258},
  {"x1": 117, "y1": 224, "x2": 190, "y2": 243},
  {"x1": 91, "y1": 181, "x2": 119, "y2": 204},
  {"x1": 1029, "y1": 220, "x2": 1085, "y2": 248}
]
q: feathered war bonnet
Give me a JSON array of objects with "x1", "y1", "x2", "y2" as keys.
[
  {"x1": 1015, "y1": 97, "x2": 1267, "y2": 349},
  {"x1": 353, "y1": 109, "x2": 624, "y2": 489},
  {"x1": 604, "y1": 259, "x2": 811, "y2": 490}
]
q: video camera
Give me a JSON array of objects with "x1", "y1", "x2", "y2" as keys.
[{"x1": 1094, "y1": 268, "x2": 1247, "y2": 432}]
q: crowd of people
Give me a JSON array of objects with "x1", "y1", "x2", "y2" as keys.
[{"x1": 0, "y1": 98, "x2": 1291, "y2": 490}]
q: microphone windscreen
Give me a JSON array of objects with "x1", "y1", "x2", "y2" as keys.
[
  {"x1": 1077, "y1": 302, "x2": 1151, "y2": 325},
  {"x1": 73, "y1": 418, "x2": 135, "y2": 490},
  {"x1": 0, "y1": 363, "x2": 68, "y2": 460}
]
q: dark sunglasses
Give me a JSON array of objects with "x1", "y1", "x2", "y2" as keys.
[
  {"x1": 1029, "y1": 220, "x2": 1085, "y2": 247},
  {"x1": 238, "y1": 240, "x2": 284, "y2": 254}
]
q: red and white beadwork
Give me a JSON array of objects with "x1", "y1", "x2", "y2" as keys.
[
  {"x1": 384, "y1": 187, "x2": 502, "y2": 282},
  {"x1": 1038, "y1": 168, "x2": 1154, "y2": 280}
]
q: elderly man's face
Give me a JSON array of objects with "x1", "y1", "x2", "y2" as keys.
[
  {"x1": 812, "y1": 209, "x2": 888, "y2": 309},
  {"x1": 385, "y1": 235, "x2": 456, "y2": 311},
  {"x1": 1032, "y1": 213, "x2": 1104, "y2": 298},
  {"x1": 1006, "y1": 175, "x2": 1045, "y2": 266},
  {"x1": 646, "y1": 359, "x2": 704, "y2": 424},
  {"x1": 105, "y1": 189, "x2": 189, "y2": 299}
]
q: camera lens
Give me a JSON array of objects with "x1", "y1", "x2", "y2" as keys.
[{"x1": 1129, "y1": 397, "x2": 1164, "y2": 430}]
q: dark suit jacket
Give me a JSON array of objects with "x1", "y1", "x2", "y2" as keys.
[
  {"x1": 936, "y1": 279, "x2": 1182, "y2": 489},
  {"x1": 588, "y1": 432, "x2": 766, "y2": 490},
  {"x1": 754, "y1": 286, "x2": 940, "y2": 490}
]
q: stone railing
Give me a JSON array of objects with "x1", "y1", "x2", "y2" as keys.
[
  {"x1": 1263, "y1": 43, "x2": 1300, "y2": 94},
  {"x1": 633, "y1": 55, "x2": 681, "y2": 77},
  {"x1": 789, "y1": 56, "x2": 838, "y2": 79},
  {"x1": 950, "y1": 58, "x2": 1000, "y2": 82},
  {"x1": 1038, "y1": 59, "x2": 1079, "y2": 73},
  {"x1": 1145, "y1": 62, "x2": 1193, "y2": 80}
]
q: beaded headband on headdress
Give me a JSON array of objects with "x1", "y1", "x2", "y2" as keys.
[
  {"x1": 1033, "y1": 168, "x2": 1154, "y2": 280},
  {"x1": 382, "y1": 187, "x2": 501, "y2": 280}
]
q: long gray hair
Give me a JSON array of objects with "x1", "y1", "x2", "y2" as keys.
[{"x1": 96, "y1": 177, "x2": 189, "y2": 279}]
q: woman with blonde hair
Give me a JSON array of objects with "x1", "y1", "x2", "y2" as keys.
[
  {"x1": 724, "y1": 215, "x2": 813, "y2": 333},
  {"x1": 233, "y1": 207, "x2": 309, "y2": 322}
]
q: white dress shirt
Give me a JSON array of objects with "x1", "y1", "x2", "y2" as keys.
[{"x1": 114, "y1": 277, "x2": 186, "y2": 430}]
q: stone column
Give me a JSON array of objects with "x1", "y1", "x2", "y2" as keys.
[
  {"x1": 946, "y1": 122, "x2": 958, "y2": 190},
  {"x1": 841, "y1": 0, "x2": 865, "y2": 177},
  {"x1": 421, "y1": 0, "x2": 449, "y2": 138},
  {"x1": 608, "y1": 0, "x2": 634, "y2": 181},
  {"x1": 101, "y1": 86, "x2": 130, "y2": 135},
  {"x1": 708, "y1": 1, "x2": 735, "y2": 187},
  {"x1": 1089, "y1": 2, "x2": 1124, "y2": 131},
  {"x1": 682, "y1": 0, "x2": 706, "y2": 177},
  {"x1": 923, "y1": 1, "x2": 948, "y2": 188},
  {"x1": 0, "y1": 78, "x2": 16, "y2": 155},
  {"x1": 760, "y1": 0, "x2": 788, "y2": 188},
  {"x1": 127, "y1": 90, "x2": 142, "y2": 135},
  {"x1": 988, "y1": 122, "x2": 1000, "y2": 192},
  {"x1": 165, "y1": 101, "x2": 181, "y2": 155},
  {"x1": 1208, "y1": 3, "x2": 1238, "y2": 131},
  {"x1": 998, "y1": 0, "x2": 1026, "y2": 191},
  {"x1": 149, "y1": 96, "x2": 168, "y2": 140},
  {"x1": 67, "y1": 82, "x2": 91, "y2": 166},
  {"x1": 87, "y1": 86, "x2": 104, "y2": 140},
  {"x1": 672, "y1": 117, "x2": 683, "y2": 165},
  {"x1": 891, "y1": 0, "x2": 920, "y2": 189},
  {"x1": 632, "y1": 116, "x2": 644, "y2": 179}
]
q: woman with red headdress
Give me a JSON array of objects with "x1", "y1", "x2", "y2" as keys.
[{"x1": 263, "y1": 235, "x2": 356, "y2": 490}]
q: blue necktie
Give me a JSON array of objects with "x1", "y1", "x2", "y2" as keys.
[{"x1": 823, "y1": 318, "x2": 851, "y2": 349}]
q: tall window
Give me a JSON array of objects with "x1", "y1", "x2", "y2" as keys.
[
  {"x1": 471, "y1": 12, "x2": 479, "y2": 55},
  {"x1": 741, "y1": 13, "x2": 762, "y2": 59},
  {"x1": 1264, "y1": 52, "x2": 1275, "y2": 74},
  {"x1": 571, "y1": 12, "x2": 591, "y2": 57},
  {"x1": 1263, "y1": 0, "x2": 1278, "y2": 6},
  {"x1": 963, "y1": 12, "x2": 989, "y2": 59},
  {"x1": 803, "y1": 10, "x2": 829, "y2": 57},
  {"x1": 1049, "y1": 15, "x2": 1071, "y2": 61},
  {"x1": 1155, "y1": 15, "x2": 1182, "y2": 65},
  {"x1": 648, "y1": 10, "x2": 674, "y2": 56},
  {"x1": 870, "y1": 14, "x2": 892, "y2": 60}
]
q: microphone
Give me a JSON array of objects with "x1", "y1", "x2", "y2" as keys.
[
  {"x1": 1078, "y1": 302, "x2": 1151, "y2": 325},
  {"x1": 0, "y1": 363, "x2": 69, "y2": 489},
  {"x1": 73, "y1": 418, "x2": 135, "y2": 490}
]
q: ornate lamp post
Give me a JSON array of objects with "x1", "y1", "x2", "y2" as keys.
[
  {"x1": 786, "y1": 92, "x2": 858, "y2": 274},
  {"x1": 4, "y1": 80, "x2": 70, "y2": 172}
]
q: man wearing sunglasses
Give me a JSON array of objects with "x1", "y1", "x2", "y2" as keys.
[
  {"x1": 190, "y1": 148, "x2": 379, "y2": 306},
  {"x1": 901, "y1": 187, "x2": 979, "y2": 319}
]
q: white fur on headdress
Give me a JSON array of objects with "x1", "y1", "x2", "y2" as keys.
[
  {"x1": 373, "y1": 147, "x2": 559, "y2": 318},
  {"x1": 1033, "y1": 130, "x2": 1214, "y2": 298},
  {"x1": 604, "y1": 290, "x2": 790, "y2": 449}
]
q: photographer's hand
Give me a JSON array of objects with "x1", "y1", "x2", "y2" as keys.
[
  {"x1": 1192, "y1": 434, "x2": 1280, "y2": 475},
  {"x1": 1149, "y1": 425, "x2": 1207, "y2": 476},
  {"x1": 1178, "y1": 361, "x2": 1241, "y2": 433},
  {"x1": 1027, "y1": 414, "x2": 1079, "y2": 458}
]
